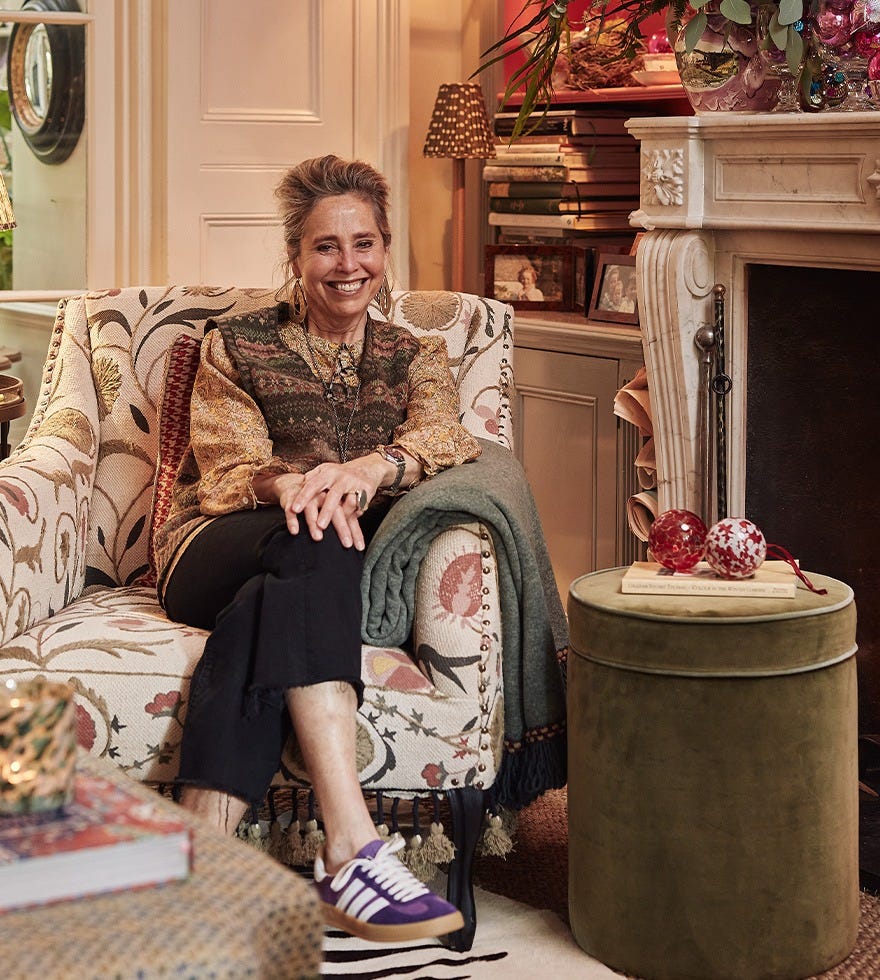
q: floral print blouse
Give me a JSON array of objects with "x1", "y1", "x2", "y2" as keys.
[{"x1": 154, "y1": 316, "x2": 481, "y2": 591}]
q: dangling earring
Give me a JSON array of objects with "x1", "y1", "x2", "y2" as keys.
[
  {"x1": 375, "y1": 274, "x2": 392, "y2": 319},
  {"x1": 290, "y1": 277, "x2": 308, "y2": 325}
]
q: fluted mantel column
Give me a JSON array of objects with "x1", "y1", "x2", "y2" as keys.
[{"x1": 636, "y1": 229, "x2": 715, "y2": 514}]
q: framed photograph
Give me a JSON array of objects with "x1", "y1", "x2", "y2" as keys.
[
  {"x1": 484, "y1": 245, "x2": 572, "y2": 312},
  {"x1": 588, "y1": 253, "x2": 639, "y2": 326},
  {"x1": 570, "y1": 245, "x2": 597, "y2": 316}
]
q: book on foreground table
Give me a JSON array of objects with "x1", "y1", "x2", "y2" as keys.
[
  {"x1": 0, "y1": 770, "x2": 192, "y2": 912},
  {"x1": 621, "y1": 560, "x2": 798, "y2": 598}
]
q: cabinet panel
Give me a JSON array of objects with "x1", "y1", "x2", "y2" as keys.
[{"x1": 514, "y1": 346, "x2": 619, "y2": 603}]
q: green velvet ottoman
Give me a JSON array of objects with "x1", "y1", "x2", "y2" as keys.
[{"x1": 567, "y1": 567, "x2": 859, "y2": 980}]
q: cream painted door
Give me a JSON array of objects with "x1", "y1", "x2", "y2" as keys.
[{"x1": 165, "y1": 0, "x2": 409, "y2": 287}]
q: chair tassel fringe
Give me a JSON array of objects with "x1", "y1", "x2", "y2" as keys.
[
  {"x1": 301, "y1": 790, "x2": 325, "y2": 861},
  {"x1": 399, "y1": 798, "x2": 437, "y2": 882},
  {"x1": 239, "y1": 803, "x2": 268, "y2": 852},
  {"x1": 478, "y1": 807, "x2": 515, "y2": 857},
  {"x1": 420, "y1": 794, "x2": 456, "y2": 867}
]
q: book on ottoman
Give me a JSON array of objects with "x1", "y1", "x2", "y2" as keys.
[
  {"x1": 0, "y1": 770, "x2": 192, "y2": 912},
  {"x1": 621, "y1": 560, "x2": 798, "y2": 598}
]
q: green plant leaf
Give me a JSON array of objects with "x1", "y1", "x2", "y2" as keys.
[
  {"x1": 778, "y1": 0, "x2": 803, "y2": 26},
  {"x1": 683, "y1": 11, "x2": 708, "y2": 51},
  {"x1": 689, "y1": 0, "x2": 712, "y2": 9},
  {"x1": 719, "y1": 0, "x2": 753, "y2": 24},
  {"x1": 768, "y1": 10, "x2": 788, "y2": 50},
  {"x1": 786, "y1": 25, "x2": 804, "y2": 72}
]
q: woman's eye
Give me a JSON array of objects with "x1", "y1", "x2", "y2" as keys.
[
  {"x1": 357, "y1": 239, "x2": 375, "y2": 250},
  {"x1": 317, "y1": 243, "x2": 335, "y2": 253}
]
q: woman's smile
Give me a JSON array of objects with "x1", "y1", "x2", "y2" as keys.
[{"x1": 293, "y1": 193, "x2": 387, "y2": 343}]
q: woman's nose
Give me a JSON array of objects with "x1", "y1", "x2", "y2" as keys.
[{"x1": 336, "y1": 247, "x2": 359, "y2": 271}]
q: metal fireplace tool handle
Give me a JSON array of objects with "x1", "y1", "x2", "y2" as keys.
[{"x1": 694, "y1": 284, "x2": 731, "y2": 525}]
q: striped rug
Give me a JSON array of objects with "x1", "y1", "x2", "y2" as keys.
[{"x1": 319, "y1": 885, "x2": 617, "y2": 979}]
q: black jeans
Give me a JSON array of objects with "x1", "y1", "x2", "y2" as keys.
[{"x1": 164, "y1": 505, "x2": 386, "y2": 804}]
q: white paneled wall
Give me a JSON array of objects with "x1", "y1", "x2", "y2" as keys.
[{"x1": 163, "y1": 0, "x2": 410, "y2": 287}]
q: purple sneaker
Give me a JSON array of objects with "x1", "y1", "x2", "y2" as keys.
[{"x1": 314, "y1": 837, "x2": 464, "y2": 942}]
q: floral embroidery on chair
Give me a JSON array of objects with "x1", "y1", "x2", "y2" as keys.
[{"x1": 1, "y1": 287, "x2": 511, "y2": 804}]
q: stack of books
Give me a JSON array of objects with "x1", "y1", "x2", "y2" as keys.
[
  {"x1": 0, "y1": 769, "x2": 192, "y2": 912},
  {"x1": 487, "y1": 108, "x2": 642, "y2": 244}
]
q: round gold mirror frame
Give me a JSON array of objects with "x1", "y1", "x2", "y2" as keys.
[{"x1": 7, "y1": 0, "x2": 85, "y2": 165}]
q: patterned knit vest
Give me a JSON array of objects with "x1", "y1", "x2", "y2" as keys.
[{"x1": 216, "y1": 305, "x2": 419, "y2": 468}]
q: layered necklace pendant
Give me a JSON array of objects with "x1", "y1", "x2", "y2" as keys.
[{"x1": 303, "y1": 323, "x2": 366, "y2": 463}]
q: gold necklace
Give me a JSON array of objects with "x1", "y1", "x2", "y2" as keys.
[{"x1": 303, "y1": 323, "x2": 366, "y2": 463}]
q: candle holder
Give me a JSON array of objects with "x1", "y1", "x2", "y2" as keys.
[{"x1": 0, "y1": 679, "x2": 77, "y2": 816}]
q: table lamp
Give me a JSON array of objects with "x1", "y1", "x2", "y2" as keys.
[{"x1": 423, "y1": 82, "x2": 496, "y2": 291}]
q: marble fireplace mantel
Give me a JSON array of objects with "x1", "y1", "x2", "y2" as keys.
[{"x1": 625, "y1": 112, "x2": 880, "y2": 520}]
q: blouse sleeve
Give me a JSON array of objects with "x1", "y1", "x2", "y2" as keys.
[
  {"x1": 392, "y1": 335, "x2": 482, "y2": 477},
  {"x1": 190, "y1": 329, "x2": 294, "y2": 515}
]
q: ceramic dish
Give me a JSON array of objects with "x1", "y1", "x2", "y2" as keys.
[{"x1": 632, "y1": 69, "x2": 681, "y2": 86}]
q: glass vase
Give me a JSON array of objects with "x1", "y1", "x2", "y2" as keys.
[{"x1": 670, "y1": 1, "x2": 783, "y2": 112}]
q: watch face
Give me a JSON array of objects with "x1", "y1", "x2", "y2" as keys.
[{"x1": 386, "y1": 447, "x2": 405, "y2": 464}]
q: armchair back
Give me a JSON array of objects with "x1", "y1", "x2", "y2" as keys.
[{"x1": 14, "y1": 287, "x2": 514, "y2": 600}]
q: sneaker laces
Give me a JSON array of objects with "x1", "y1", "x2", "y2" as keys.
[{"x1": 330, "y1": 838, "x2": 430, "y2": 902}]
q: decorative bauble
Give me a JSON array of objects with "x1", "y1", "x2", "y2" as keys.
[
  {"x1": 648, "y1": 509, "x2": 708, "y2": 571},
  {"x1": 704, "y1": 517, "x2": 767, "y2": 579},
  {"x1": 855, "y1": 24, "x2": 880, "y2": 58}
]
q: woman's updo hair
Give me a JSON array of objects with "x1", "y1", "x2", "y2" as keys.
[{"x1": 275, "y1": 155, "x2": 392, "y2": 261}]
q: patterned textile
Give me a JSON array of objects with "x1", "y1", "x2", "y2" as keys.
[
  {"x1": 6, "y1": 751, "x2": 323, "y2": 979},
  {"x1": 0, "y1": 287, "x2": 515, "y2": 803},
  {"x1": 145, "y1": 333, "x2": 202, "y2": 587},
  {"x1": 362, "y1": 439, "x2": 568, "y2": 811}
]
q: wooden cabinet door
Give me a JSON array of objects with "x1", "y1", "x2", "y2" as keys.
[{"x1": 514, "y1": 346, "x2": 620, "y2": 604}]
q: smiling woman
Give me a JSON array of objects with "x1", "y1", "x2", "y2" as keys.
[{"x1": 155, "y1": 154, "x2": 483, "y2": 946}]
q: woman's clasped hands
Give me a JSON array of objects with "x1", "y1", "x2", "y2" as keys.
[{"x1": 254, "y1": 456, "x2": 387, "y2": 550}]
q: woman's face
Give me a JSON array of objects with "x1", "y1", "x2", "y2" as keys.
[
  {"x1": 519, "y1": 267, "x2": 536, "y2": 287},
  {"x1": 292, "y1": 192, "x2": 387, "y2": 337}
]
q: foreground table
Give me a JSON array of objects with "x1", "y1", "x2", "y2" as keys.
[
  {"x1": 1, "y1": 752, "x2": 323, "y2": 979},
  {"x1": 567, "y1": 567, "x2": 859, "y2": 980}
]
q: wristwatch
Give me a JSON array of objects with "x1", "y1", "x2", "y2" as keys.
[{"x1": 377, "y1": 444, "x2": 406, "y2": 494}]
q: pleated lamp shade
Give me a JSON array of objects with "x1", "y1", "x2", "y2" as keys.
[{"x1": 0, "y1": 172, "x2": 15, "y2": 231}]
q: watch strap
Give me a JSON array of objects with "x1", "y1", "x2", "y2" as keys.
[{"x1": 378, "y1": 445, "x2": 406, "y2": 494}]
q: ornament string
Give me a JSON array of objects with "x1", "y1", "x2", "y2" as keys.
[{"x1": 766, "y1": 544, "x2": 828, "y2": 595}]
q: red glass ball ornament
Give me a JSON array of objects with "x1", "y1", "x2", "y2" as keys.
[
  {"x1": 704, "y1": 517, "x2": 767, "y2": 579},
  {"x1": 648, "y1": 509, "x2": 708, "y2": 571}
]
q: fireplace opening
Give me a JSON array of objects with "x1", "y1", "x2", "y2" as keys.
[{"x1": 746, "y1": 263, "x2": 880, "y2": 735}]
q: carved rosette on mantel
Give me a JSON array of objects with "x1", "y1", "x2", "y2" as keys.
[{"x1": 625, "y1": 112, "x2": 880, "y2": 517}]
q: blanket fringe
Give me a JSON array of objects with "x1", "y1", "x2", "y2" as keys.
[{"x1": 491, "y1": 729, "x2": 567, "y2": 811}]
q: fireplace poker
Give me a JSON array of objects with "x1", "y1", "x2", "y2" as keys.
[
  {"x1": 711, "y1": 284, "x2": 731, "y2": 520},
  {"x1": 694, "y1": 324, "x2": 716, "y2": 525}
]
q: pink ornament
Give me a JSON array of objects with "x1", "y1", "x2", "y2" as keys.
[
  {"x1": 869, "y1": 49, "x2": 880, "y2": 78},
  {"x1": 704, "y1": 518, "x2": 767, "y2": 579},
  {"x1": 648, "y1": 31, "x2": 673, "y2": 53},
  {"x1": 648, "y1": 509, "x2": 707, "y2": 571},
  {"x1": 855, "y1": 25, "x2": 880, "y2": 58}
]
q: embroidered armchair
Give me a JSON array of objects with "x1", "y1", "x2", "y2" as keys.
[{"x1": 0, "y1": 286, "x2": 516, "y2": 951}]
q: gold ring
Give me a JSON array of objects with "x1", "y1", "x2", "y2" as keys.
[{"x1": 350, "y1": 488, "x2": 368, "y2": 513}]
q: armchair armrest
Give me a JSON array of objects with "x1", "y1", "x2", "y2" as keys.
[
  {"x1": 411, "y1": 521, "x2": 502, "y2": 707},
  {"x1": 0, "y1": 298, "x2": 99, "y2": 641}
]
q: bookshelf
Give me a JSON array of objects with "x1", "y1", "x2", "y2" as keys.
[{"x1": 488, "y1": 87, "x2": 689, "y2": 587}]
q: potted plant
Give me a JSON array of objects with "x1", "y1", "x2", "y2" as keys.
[{"x1": 479, "y1": 0, "x2": 810, "y2": 122}]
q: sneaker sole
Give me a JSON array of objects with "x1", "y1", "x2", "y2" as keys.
[{"x1": 321, "y1": 902, "x2": 464, "y2": 942}]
